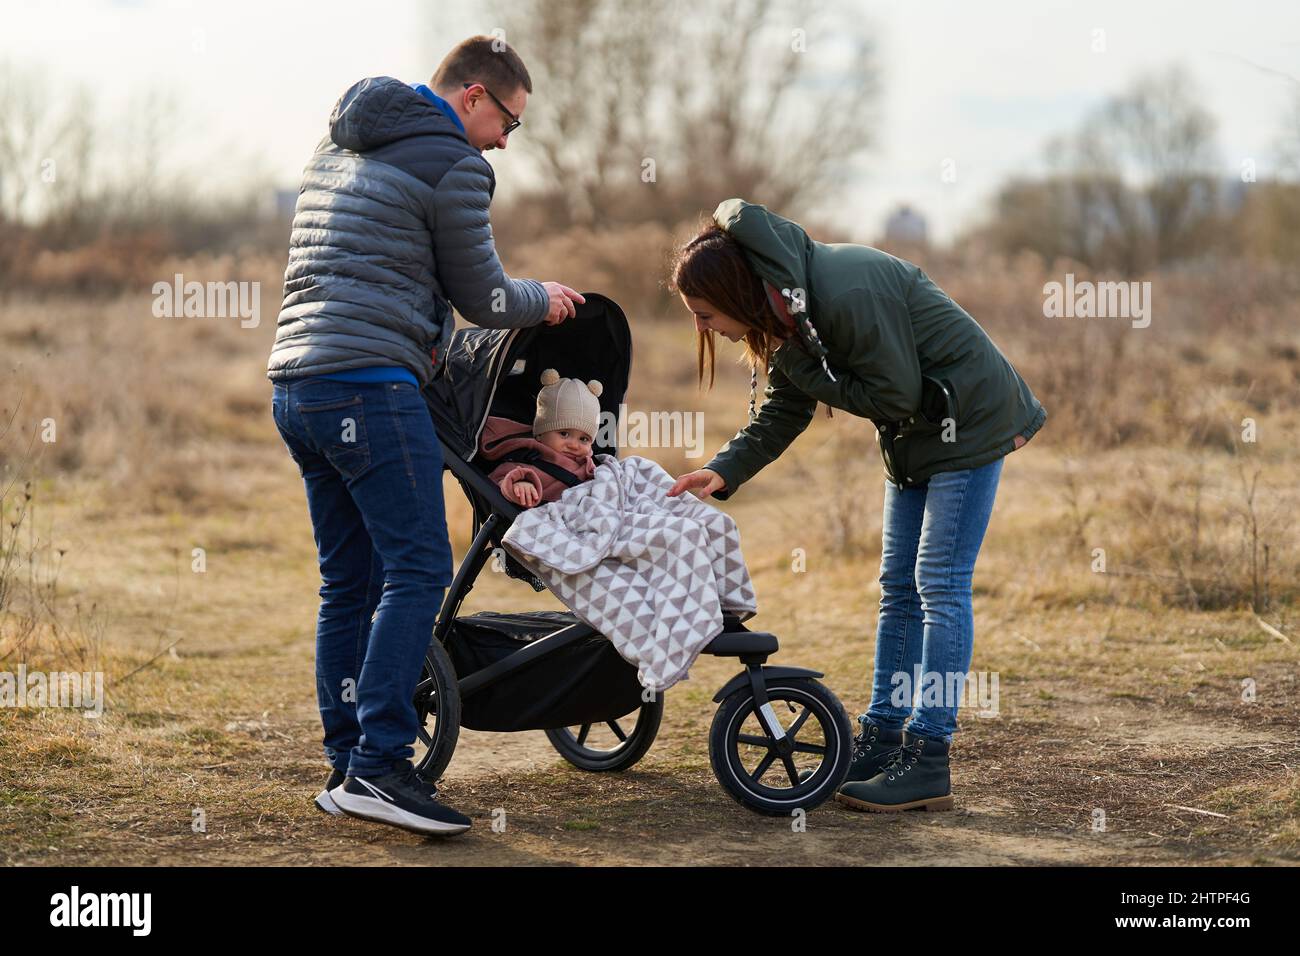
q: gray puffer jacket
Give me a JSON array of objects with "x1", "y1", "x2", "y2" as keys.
[{"x1": 267, "y1": 76, "x2": 549, "y2": 387}]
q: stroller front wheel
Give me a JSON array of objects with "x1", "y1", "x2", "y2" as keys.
[{"x1": 709, "y1": 677, "x2": 852, "y2": 816}]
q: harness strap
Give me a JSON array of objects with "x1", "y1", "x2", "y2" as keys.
[{"x1": 494, "y1": 447, "x2": 585, "y2": 489}]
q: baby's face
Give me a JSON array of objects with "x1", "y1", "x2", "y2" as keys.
[{"x1": 537, "y1": 428, "x2": 593, "y2": 459}]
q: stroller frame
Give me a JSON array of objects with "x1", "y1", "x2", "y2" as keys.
[{"x1": 414, "y1": 295, "x2": 853, "y2": 815}]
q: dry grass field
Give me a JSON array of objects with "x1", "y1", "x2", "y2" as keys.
[{"x1": 2, "y1": 248, "x2": 1297, "y2": 866}]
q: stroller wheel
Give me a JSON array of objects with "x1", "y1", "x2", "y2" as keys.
[
  {"x1": 544, "y1": 695, "x2": 663, "y2": 772},
  {"x1": 412, "y1": 638, "x2": 461, "y2": 784},
  {"x1": 709, "y1": 678, "x2": 852, "y2": 816}
]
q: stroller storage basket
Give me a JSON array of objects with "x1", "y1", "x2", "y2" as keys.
[{"x1": 447, "y1": 610, "x2": 646, "y2": 732}]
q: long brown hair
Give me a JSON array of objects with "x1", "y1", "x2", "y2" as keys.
[
  {"x1": 669, "y1": 223, "x2": 794, "y2": 392},
  {"x1": 669, "y1": 222, "x2": 832, "y2": 421}
]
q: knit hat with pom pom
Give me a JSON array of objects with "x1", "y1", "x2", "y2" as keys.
[{"x1": 533, "y1": 368, "x2": 604, "y2": 439}]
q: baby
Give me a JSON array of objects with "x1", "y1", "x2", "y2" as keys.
[{"x1": 478, "y1": 368, "x2": 604, "y2": 507}]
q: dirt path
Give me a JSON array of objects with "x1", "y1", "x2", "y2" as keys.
[
  {"x1": 9, "y1": 677, "x2": 1295, "y2": 867},
  {"x1": 3, "y1": 459, "x2": 1297, "y2": 867}
]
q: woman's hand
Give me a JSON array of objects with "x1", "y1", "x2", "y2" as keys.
[{"x1": 667, "y1": 468, "x2": 727, "y2": 499}]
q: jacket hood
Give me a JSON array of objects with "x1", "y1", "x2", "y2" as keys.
[
  {"x1": 713, "y1": 198, "x2": 839, "y2": 417},
  {"x1": 714, "y1": 198, "x2": 815, "y2": 301},
  {"x1": 330, "y1": 76, "x2": 466, "y2": 152},
  {"x1": 479, "y1": 416, "x2": 597, "y2": 474}
]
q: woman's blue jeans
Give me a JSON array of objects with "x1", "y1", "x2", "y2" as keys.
[
  {"x1": 865, "y1": 456, "x2": 1003, "y2": 742},
  {"x1": 272, "y1": 378, "x2": 454, "y2": 779}
]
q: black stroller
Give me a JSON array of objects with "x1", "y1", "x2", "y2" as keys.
[{"x1": 416, "y1": 293, "x2": 852, "y2": 815}]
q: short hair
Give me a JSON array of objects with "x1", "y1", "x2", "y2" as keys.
[{"x1": 431, "y1": 35, "x2": 533, "y2": 96}]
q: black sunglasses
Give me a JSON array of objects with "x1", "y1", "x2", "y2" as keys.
[{"x1": 463, "y1": 82, "x2": 521, "y2": 136}]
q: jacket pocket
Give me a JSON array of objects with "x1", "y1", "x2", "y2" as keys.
[
  {"x1": 296, "y1": 394, "x2": 372, "y2": 481},
  {"x1": 905, "y1": 374, "x2": 959, "y2": 438}
]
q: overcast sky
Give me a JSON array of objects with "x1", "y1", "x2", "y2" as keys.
[{"x1": 3, "y1": 0, "x2": 1297, "y2": 241}]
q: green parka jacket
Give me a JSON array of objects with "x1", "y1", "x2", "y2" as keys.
[{"x1": 704, "y1": 199, "x2": 1046, "y2": 499}]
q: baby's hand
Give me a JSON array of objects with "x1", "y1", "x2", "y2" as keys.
[
  {"x1": 500, "y1": 469, "x2": 541, "y2": 507},
  {"x1": 511, "y1": 481, "x2": 540, "y2": 507}
]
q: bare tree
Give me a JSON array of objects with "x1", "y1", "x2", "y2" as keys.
[
  {"x1": 0, "y1": 63, "x2": 94, "y2": 226},
  {"x1": 475, "y1": 0, "x2": 878, "y2": 227},
  {"x1": 1083, "y1": 66, "x2": 1220, "y2": 263},
  {"x1": 979, "y1": 64, "x2": 1221, "y2": 271}
]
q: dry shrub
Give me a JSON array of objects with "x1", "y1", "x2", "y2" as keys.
[
  {"x1": 1, "y1": 253, "x2": 284, "y2": 513},
  {"x1": 503, "y1": 221, "x2": 681, "y2": 320},
  {"x1": 1103, "y1": 456, "x2": 1295, "y2": 612},
  {"x1": 922, "y1": 251, "x2": 1300, "y2": 454},
  {"x1": 19, "y1": 232, "x2": 173, "y2": 297},
  {"x1": 1, "y1": 231, "x2": 1296, "y2": 615},
  {"x1": 0, "y1": 479, "x2": 105, "y2": 669}
]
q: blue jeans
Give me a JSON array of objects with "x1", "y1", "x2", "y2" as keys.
[
  {"x1": 865, "y1": 457, "x2": 1003, "y2": 742},
  {"x1": 271, "y1": 378, "x2": 454, "y2": 778}
]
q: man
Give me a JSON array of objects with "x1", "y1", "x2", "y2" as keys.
[{"x1": 267, "y1": 36, "x2": 583, "y2": 837}]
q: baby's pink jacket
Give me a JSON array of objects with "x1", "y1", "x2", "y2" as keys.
[{"x1": 479, "y1": 415, "x2": 597, "y2": 504}]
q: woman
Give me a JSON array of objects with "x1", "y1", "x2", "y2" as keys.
[{"x1": 666, "y1": 199, "x2": 1046, "y2": 813}]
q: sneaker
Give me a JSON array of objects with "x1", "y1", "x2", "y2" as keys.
[
  {"x1": 315, "y1": 768, "x2": 347, "y2": 816},
  {"x1": 330, "y1": 761, "x2": 472, "y2": 836}
]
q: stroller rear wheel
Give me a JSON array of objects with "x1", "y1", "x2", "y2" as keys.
[
  {"x1": 544, "y1": 695, "x2": 662, "y2": 771},
  {"x1": 709, "y1": 677, "x2": 852, "y2": 816},
  {"x1": 412, "y1": 639, "x2": 461, "y2": 784}
]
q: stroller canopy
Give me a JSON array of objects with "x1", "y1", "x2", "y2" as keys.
[{"x1": 423, "y1": 293, "x2": 632, "y2": 462}]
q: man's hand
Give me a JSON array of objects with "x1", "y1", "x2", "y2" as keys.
[
  {"x1": 667, "y1": 468, "x2": 727, "y2": 499},
  {"x1": 541, "y1": 283, "x2": 586, "y2": 325}
]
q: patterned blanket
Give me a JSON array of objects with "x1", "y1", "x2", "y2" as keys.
[{"x1": 501, "y1": 454, "x2": 757, "y2": 691}]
